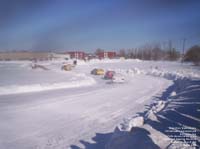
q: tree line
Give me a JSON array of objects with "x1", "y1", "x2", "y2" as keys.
[
  {"x1": 117, "y1": 42, "x2": 180, "y2": 61},
  {"x1": 96, "y1": 42, "x2": 200, "y2": 65},
  {"x1": 184, "y1": 45, "x2": 200, "y2": 65}
]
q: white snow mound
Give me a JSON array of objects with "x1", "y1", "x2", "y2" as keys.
[
  {"x1": 170, "y1": 91, "x2": 176, "y2": 96},
  {"x1": 118, "y1": 116, "x2": 144, "y2": 132},
  {"x1": 0, "y1": 76, "x2": 96, "y2": 95},
  {"x1": 129, "y1": 116, "x2": 144, "y2": 128},
  {"x1": 145, "y1": 109, "x2": 158, "y2": 121}
]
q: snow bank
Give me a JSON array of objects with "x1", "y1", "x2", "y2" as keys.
[
  {"x1": 106, "y1": 77, "x2": 195, "y2": 149},
  {"x1": 88, "y1": 58, "x2": 142, "y2": 64},
  {"x1": 88, "y1": 59, "x2": 123, "y2": 64},
  {"x1": 145, "y1": 109, "x2": 158, "y2": 121},
  {"x1": 145, "y1": 100, "x2": 166, "y2": 122},
  {"x1": 118, "y1": 68, "x2": 142, "y2": 76},
  {"x1": 146, "y1": 68, "x2": 200, "y2": 80},
  {"x1": 108, "y1": 116, "x2": 145, "y2": 148},
  {"x1": 115, "y1": 100, "x2": 166, "y2": 134},
  {"x1": 128, "y1": 116, "x2": 144, "y2": 128},
  {"x1": 0, "y1": 75, "x2": 96, "y2": 95},
  {"x1": 106, "y1": 66, "x2": 199, "y2": 149},
  {"x1": 117, "y1": 116, "x2": 144, "y2": 132},
  {"x1": 153, "y1": 100, "x2": 166, "y2": 113},
  {"x1": 170, "y1": 91, "x2": 176, "y2": 97},
  {"x1": 110, "y1": 67, "x2": 200, "y2": 81}
]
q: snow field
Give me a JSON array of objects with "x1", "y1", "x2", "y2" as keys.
[
  {"x1": 0, "y1": 75, "x2": 96, "y2": 95},
  {"x1": 0, "y1": 61, "x2": 96, "y2": 95},
  {"x1": 0, "y1": 60, "x2": 199, "y2": 149}
]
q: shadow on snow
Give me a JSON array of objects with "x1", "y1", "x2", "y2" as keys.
[
  {"x1": 70, "y1": 79, "x2": 200, "y2": 149},
  {"x1": 146, "y1": 79, "x2": 200, "y2": 148},
  {"x1": 70, "y1": 127, "x2": 159, "y2": 149}
]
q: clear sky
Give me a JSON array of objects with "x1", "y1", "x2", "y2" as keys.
[{"x1": 0, "y1": 0, "x2": 199, "y2": 52}]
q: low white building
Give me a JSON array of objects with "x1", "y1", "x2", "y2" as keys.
[{"x1": 51, "y1": 53, "x2": 70, "y2": 60}]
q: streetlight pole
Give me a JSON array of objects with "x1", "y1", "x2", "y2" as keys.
[{"x1": 182, "y1": 38, "x2": 186, "y2": 63}]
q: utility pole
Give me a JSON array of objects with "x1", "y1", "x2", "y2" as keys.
[{"x1": 182, "y1": 38, "x2": 186, "y2": 63}]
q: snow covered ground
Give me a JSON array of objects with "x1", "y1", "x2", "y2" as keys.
[{"x1": 0, "y1": 59, "x2": 199, "y2": 149}]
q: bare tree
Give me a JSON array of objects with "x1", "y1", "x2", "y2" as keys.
[
  {"x1": 95, "y1": 48, "x2": 104, "y2": 55},
  {"x1": 184, "y1": 45, "x2": 200, "y2": 65},
  {"x1": 119, "y1": 49, "x2": 126, "y2": 58}
]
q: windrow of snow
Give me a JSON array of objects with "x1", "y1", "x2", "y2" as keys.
[
  {"x1": 0, "y1": 74, "x2": 96, "y2": 95},
  {"x1": 87, "y1": 58, "x2": 142, "y2": 64},
  {"x1": 109, "y1": 68, "x2": 196, "y2": 133},
  {"x1": 146, "y1": 68, "x2": 200, "y2": 80},
  {"x1": 115, "y1": 99, "x2": 166, "y2": 134},
  {"x1": 110, "y1": 67, "x2": 200, "y2": 80},
  {"x1": 145, "y1": 100, "x2": 166, "y2": 121},
  {"x1": 107, "y1": 67, "x2": 196, "y2": 132},
  {"x1": 117, "y1": 116, "x2": 145, "y2": 132}
]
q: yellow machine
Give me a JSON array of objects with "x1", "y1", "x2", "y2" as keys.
[
  {"x1": 61, "y1": 64, "x2": 73, "y2": 71},
  {"x1": 91, "y1": 68, "x2": 104, "y2": 75},
  {"x1": 96, "y1": 69, "x2": 104, "y2": 75}
]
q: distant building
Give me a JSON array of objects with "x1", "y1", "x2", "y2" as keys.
[
  {"x1": 67, "y1": 51, "x2": 85, "y2": 59},
  {"x1": 86, "y1": 53, "x2": 98, "y2": 60},
  {"x1": 51, "y1": 53, "x2": 70, "y2": 60},
  {"x1": 97, "y1": 51, "x2": 116, "y2": 59},
  {"x1": 0, "y1": 51, "x2": 52, "y2": 61}
]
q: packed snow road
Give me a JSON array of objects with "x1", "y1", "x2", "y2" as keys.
[
  {"x1": 1, "y1": 60, "x2": 198, "y2": 149},
  {"x1": 0, "y1": 76, "x2": 171, "y2": 149}
]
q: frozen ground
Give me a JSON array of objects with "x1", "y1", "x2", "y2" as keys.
[{"x1": 0, "y1": 59, "x2": 199, "y2": 149}]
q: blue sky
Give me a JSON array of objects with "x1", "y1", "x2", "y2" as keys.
[{"x1": 0, "y1": 0, "x2": 199, "y2": 52}]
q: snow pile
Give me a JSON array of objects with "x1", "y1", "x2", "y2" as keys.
[
  {"x1": 110, "y1": 67, "x2": 200, "y2": 80},
  {"x1": 88, "y1": 58, "x2": 142, "y2": 64},
  {"x1": 88, "y1": 59, "x2": 122, "y2": 64},
  {"x1": 123, "y1": 58, "x2": 142, "y2": 62},
  {"x1": 145, "y1": 100, "x2": 166, "y2": 121},
  {"x1": 106, "y1": 68, "x2": 143, "y2": 78},
  {"x1": 145, "y1": 109, "x2": 158, "y2": 121},
  {"x1": 126, "y1": 68, "x2": 142, "y2": 75},
  {"x1": 118, "y1": 116, "x2": 144, "y2": 132},
  {"x1": 146, "y1": 68, "x2": 184, "y2": 80},
  {"x1": 106, "y1": 64, "x2": 200, "y2": 149},
  {"x1": 116, "y1": 100, "x2": 166, "y2": 133},
  {"x1": 107, "y1": 116, "x2": 145, "y2": 148},
  {"x1": 128, "y1": 116, "x2": 144, "y2": 128},
  {"x1": 0, "y1": 74, "x2": 96, "y2": 95},
  {"x1": 170, "y1": 91, "x2": 176, "y2": 97},
  {"x1": 146, "y1": 68, "x2": 200, "y2": 80},
  {"x1": 107, "y1": 99, "x2": 167, "y2": 148},
  {"x1": 109, "y1": 67, "x2": 200, "y2": 80},
  {"x1": 153, "y1": 100, "x2": 166, "y2": 113},
  {"x1": 72, "y1": 59, "x2": 87, "y2": 65}
]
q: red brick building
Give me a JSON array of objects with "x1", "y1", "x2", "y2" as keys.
[
  {"x1": 67, "y1": 51, "x2": 85, "y2": 59},
  {"x1": 97, "y1": 51, "x2": 116, "y2": 59}
]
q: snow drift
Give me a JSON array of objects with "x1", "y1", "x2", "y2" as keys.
[{"x1": 0, "y1": 75, "x2": 96, "y2": 95}]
